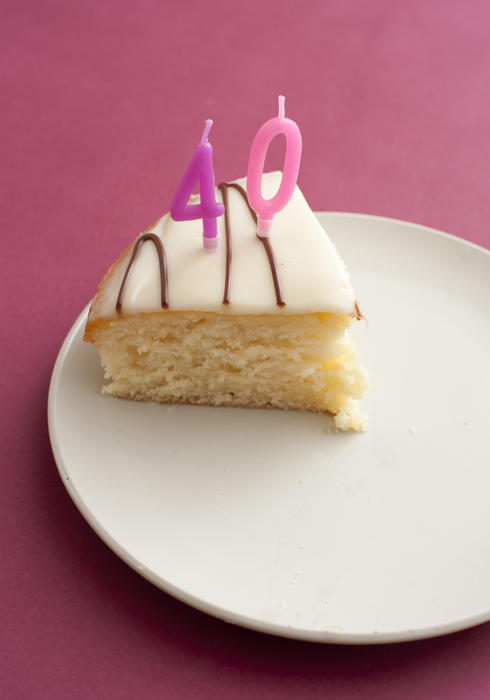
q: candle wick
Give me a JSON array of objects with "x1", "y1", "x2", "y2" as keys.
[
  {"x1": 201, "y1": 119, "x2": 213, "y2": 142},
  {"x1": 278, "y1": 95, "x2": 285, "y2": 119}
]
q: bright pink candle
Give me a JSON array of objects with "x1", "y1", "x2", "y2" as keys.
[
  {"x1": 247, "y1": 95, "x2": 302, "y2": 237},
  {"x1": 170, "y1": 119, "x2": 224, "y2": 250}
]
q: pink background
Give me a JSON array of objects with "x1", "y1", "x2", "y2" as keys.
[{"x1": 2, "y1": 1, "x2": 489, "y2": 697}]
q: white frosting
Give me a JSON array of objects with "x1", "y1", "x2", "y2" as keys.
[{"x1": 94, "y1": 173, "x2": 356, "y2": 318}]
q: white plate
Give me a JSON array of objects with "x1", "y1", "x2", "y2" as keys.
[{"x1": 48, "y1": 213, "x2": 490, "y2": 644}]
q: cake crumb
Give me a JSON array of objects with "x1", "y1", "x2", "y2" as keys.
[{"x1": 334, "y1": 403, "x2": 367, "y2": 432}]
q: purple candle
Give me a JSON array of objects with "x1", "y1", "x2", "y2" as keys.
[{"x1": 170, "y1": 119, "x2": 224, "y2": 250}]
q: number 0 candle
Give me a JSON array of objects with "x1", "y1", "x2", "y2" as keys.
[
  {"x1": 170, "y1": 119, "x2": 224, "y2": 250},
  {"x1": 246, "y1": 95, "x2": 302, "y2": 238}
]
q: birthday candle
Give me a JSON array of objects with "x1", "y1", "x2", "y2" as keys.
[
  {"x1": 171, "y1": 119, "x2": 225, "y2": 250},
  {"x1": 246, "y1": 95, "x2": 302, "y2": 238}
]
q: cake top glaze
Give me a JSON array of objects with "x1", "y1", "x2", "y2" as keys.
[{"x1": 88, "y1": 172, "x2": 357, "y2": 320}]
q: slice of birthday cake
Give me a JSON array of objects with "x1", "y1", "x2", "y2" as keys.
[{"x1": 84, "y1": 173, "x2": 368, "y2": 431}]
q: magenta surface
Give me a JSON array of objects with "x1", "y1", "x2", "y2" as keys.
[{"x1": 2, "y1": 1, "x2": 489, "y2": 698}]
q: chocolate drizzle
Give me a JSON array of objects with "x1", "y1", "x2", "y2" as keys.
[
  {"x1": 354, "y1": 300, "x2": 364, "y2": 321},
  {"x1": 218, "y1": 182, "x2": 286, "y2": 307},
  {"x1": 218, "y1": 183, "x2": 232, "y2": 304},
  {"x1": 116, "y1": 233, "x2": 168, "y2": 313},
  {"x1": 258, "y1": 237, "x2": 286, "y2": 307}
]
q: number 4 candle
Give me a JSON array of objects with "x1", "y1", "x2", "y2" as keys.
[
  {"x1": 247, "y1": 95, "x2": 302, "y2": 238},
  {"x1": 171, "y1": 119, "x2": 225, "y2": 250}
]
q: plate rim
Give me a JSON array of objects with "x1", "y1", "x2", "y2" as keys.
[
  {"x1": 319, "y1": 210, "x2": 489, "y2": 257},
  {"x1": 48, "y1": 213, "x2": 490, "y2": 645}
]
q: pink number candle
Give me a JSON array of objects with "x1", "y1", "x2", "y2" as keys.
[
  {"x1": 246, "y1": 95, "x2": 302, "y2": 238},
  {"x1": 171, "y1": 119, "x2": 225, "y2": 250}
]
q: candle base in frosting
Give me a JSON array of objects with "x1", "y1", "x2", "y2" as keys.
[{"x1": 203, "y1": 236, "x2": 219, "y2": 251}]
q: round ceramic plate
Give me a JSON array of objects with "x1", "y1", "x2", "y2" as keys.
[{"x1": 48, "y1": 213, "x2": 490, "y2": 644}]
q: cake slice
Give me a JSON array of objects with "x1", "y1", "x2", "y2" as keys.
[{"x1": 84, "y1": 173, "x2": 368, "y2": 430}]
